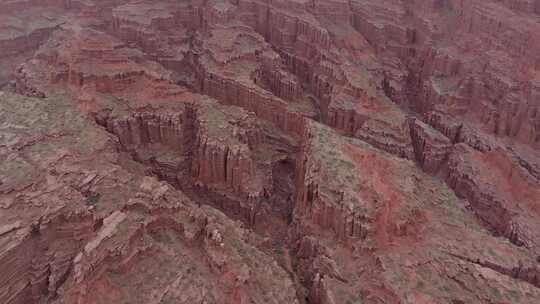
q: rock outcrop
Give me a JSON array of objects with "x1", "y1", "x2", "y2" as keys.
[
  {"x1": 2, "y1": 0, "x2": 540, "y2": 303},
  {"x1": 409, "y1": 117, "x2": 452, "y2": 173},
  {"x1": 295, "y1": 121, "x2": 371, "y2": 241},
  {"x1": 446, "y1": 143, "x2": 540, "y2": 250},
  {"x1": 0, "y1": 92, "x2": 300, "y2": 304},
  {"x1": 192, "y1": 101, "x2": 265, "y2": 198}
]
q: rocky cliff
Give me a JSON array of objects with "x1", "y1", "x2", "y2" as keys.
[{"x1": 2, "y1": 0, "x2": 540, "y2": 303}]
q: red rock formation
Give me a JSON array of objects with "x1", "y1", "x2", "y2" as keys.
[
  {"x1": 259, "y1": 57, "x2": 304, "y2": 102},
  {"x1": 193, "y1": 59, "x2": 307, "y2": 135},
  {"x1": 106, "y1": 110, "x2": 190, "y2": 148},
  {"x1": 409, "y1": 117, "x2": 452, "y2": 173},
  {"x1": 446, "y1": 143, "x2": 540, "y2": 249},
  {"x1": 0, "y1": 213, "x2": 95, "y2": 304},
  {"x1": 351, "y1": 0, "x2": 540, "y2": 148},
  {"x1": 295, "y1": 121, "x2": 371, "y2": 241},
  {"x1": 0, "y1": 92, "x2": 300, "y2": 304},
  {"x1": 3, "y1": 1, "x2": 540, "y2": 303},
  {"x1": 191, "y1": 101, "x2": 265, "y2": 198}
]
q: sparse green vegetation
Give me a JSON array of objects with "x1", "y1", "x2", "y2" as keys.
[
  {"x1": 345, "y1": 294, "x2": 363, "y2": 304},
  {"x1": 86, "y1": 193, "x2": 101, "y2": 205}
]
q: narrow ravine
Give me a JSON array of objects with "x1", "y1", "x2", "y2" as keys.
[{"x1": 95, "y1": 112, "x2": 323, "y2": 304}]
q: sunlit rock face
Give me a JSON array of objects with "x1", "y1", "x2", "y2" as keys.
[{"x1": 2, "y1": 1, "x2": 540, "y2": 303}]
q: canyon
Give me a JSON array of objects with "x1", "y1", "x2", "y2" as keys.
[{"x1": 1, "y1": 0, "x2": 540, "y2": 303}]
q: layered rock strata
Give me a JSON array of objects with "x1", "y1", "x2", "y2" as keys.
[
  {"x1": 2, "y1": 0, "x2": 540, "y2": 303},
  {"x1": 0, "y1": 92, "x2": 300, "y2": 304}
]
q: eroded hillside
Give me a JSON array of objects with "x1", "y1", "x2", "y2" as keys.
[{"x1": 1, "y1": 1, "x2": 540, "y2": 303}]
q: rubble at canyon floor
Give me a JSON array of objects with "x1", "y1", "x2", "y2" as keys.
[{"x1": 1, "y1": 0, "x2": 540, "y2": 303}]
